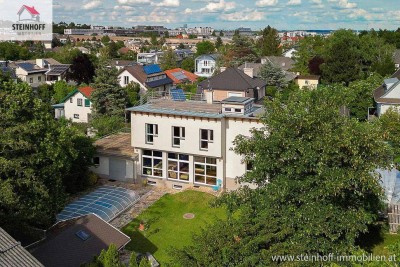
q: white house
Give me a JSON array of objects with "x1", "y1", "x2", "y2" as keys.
[
  {"x1": 126, "y1": 93, "x2": 264, "y2": 191},
  {"x1": 118, "y1": 64, "x2": 173, "y2": 93},
  {"x1": 137, "y1": 52, "x2": 163, "y2": 65},
  {"x1": 374, "y1": 69, "x2": 400, "y2": 117},
  {"x1": 53, "y1": 86, "x2": 94, "y2": 123},
  {"x1": 194, "y1": 54, "x2": 219, "y2": 78}
]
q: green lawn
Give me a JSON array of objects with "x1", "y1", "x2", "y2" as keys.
[
  {"x1": 358, "y1": 223, "x2": 400, "y2": 256},
  {"x1": 122, "y1": 190, "x2": 227, "y2": 265}
]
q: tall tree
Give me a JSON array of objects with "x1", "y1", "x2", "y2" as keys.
[
  {"x1": 90, "y1": 59, "x2": 127, "y2": 117},
  {"x1": 195, "y1": 41, "x2": 215, "y2": 56},
  {"x1": 0, "y1": 81, "x2": 95, "y2": 241},
  {"x1": 292, "y1": 35, "x2": 325, "y2": 74},
  {"x1": 172, "y1": 87, "x2": 391, "y2": 266},
  {"x1": 68, "y1": 53, "x2": 96, "y2": 84},
  {"x1": 258, "y1": 26, "x2": 282, "y2": 56},
  {"x1": 321, "y1": 29, "x2": 363, "y2": 85},
  {"x1": 181, "y1": 57, "x2": 195, "y2": 72},
  {"x1": 215, "y1": 36, "x2": 223, "y2": 49},
  {"x1": 159, "y1": 49, "x2": 178, "y2": 70},
  {"x1": 259, "y1": 61, "x2": 287, "y2": 89},
  {"x1": 220, "y1": 35, "x2": 257, "y2": 67}
]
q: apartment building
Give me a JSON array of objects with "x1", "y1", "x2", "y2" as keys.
[{"x1": 127, "y1": 93, "x2": 264, "y2": 191}]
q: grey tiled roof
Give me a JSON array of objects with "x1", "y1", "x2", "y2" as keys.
[
  {"x1": 394, "y1": 49, "x2": 400, "y2": 64},
  {"x1": 0, "y1": 228, "x2": 43, "y2": 267}
]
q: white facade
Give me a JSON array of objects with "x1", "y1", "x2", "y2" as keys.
[
  {"x1": 15, "y1": 68, "x2": 46, "y2": 87},
  {"x1": 64, "y1": 91, "x2": 92, "y2": 123},
  {"x1": 118, "y1": 70, "x2": 147, "y2": 93},
  {"x1": 90, "y1": 155, "x2": 136, "y2": 182},
  {"x1": 130, "y1": 108, "x2": 263, "y2": 190},
  {"x1": 375, "y1": 78, "x2": 400, "y2": 117},
  {"x1": 195, "y1": 55, "x2": 217, "y2": 78}
]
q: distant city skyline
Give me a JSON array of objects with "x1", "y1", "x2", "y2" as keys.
[{"x1": 53, "y1": 0, "x2": 400, "y2": 30}]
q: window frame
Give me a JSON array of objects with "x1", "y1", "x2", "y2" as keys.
[
  {"x1": 84, "y1": 99, "x2": 90, "y2": 107},
  {"x1": 167, "y1": 153, "x2": 189, "y2": 181},
  {"x1": 194, "y1": 156, "x2": 217, "y2": 185},
  {"x1": 172, "y1": 126, "x2": 185, "y2": 147},
  {"x1": 145, "y1": 124, "x2": 158, "y2": 144},
  {"x1": 73, "y1": 114, "x2": 80, "y2": 119},
  {"x1": 77, "y1": 98, "x2": 83, "y2": 107},
  {"x1": 142, "y1": 150, "x2": 163, "y2": 177},
  {"x1": 200, "y1": 129, "x2": 214, "y2": 150}
]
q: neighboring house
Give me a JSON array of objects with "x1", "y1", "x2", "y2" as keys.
[
  {"x1": 108, "y1": 59, "x2": 136, "y2": 71},
  {"x1": 127, "y1": 94, "x2": 264, "y2": 190},
  {"x1": 91, "y1": 133, "x2": 138, "y2": 182},
  {"x1": 52, "y1": 86, "x2": 94, "y2": 123},
  {"x1": 12, "y1": 58, "x2": 69, "y2": 86},
  {"x1": 283, "y1": 48, "x2": 297, "y2": 58},
  {"x1": 76, "y1": 46, "x2": 90, "y2": 54},
  {"x1": 0, "y1": 227, "x2": 44, "y2": 267},
  {"x1": 31, "y1": 214, "x2": 130, "y2": 267},
  {"x1": 394, "y1": 49, "x2": 400, "y2": 69},
  {"x1": 164, "y1": 68, "x2": 198, "y2": 85},
  {"x1": 294, "y1": 75, "x2": 320, "y2": 89},
  {"x1": 194, "y1": 54, "x2": 219, "y2": 78},
  {"x1": 174, "y1": 49, "x2": 195, "y2": 61},
  {"x1": 373, "y1": 69, "x2": 400, "y2": 117},
  {"x1": 0, "y1": 61, "x2": 17, "y2": 81},
  {"x1": 137, "y1": 51, "x2": 163, "y2": 64},
  {"x1": 118, "y1": 64, "x2": 173, "y2": 93},
  {"x1": 238, "y1": 59, "x2": 297, "y2": 83},
  {"x1": 198, "y1": 67, "x2": 267, "y2": 101}
]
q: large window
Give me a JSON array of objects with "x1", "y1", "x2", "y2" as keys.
[
  {"x1": 142, "y1": 150, "x2": 163, "y2": 177},
  {"x1": 77, "y1": 98, "x2": 83, "y2": 106},
  {"x1": 168, "y1": 153, "x2": 189, "y2": 181},
  {"x1": 194, "y1": 156, "x2": 217, "y2": 185},
  {"x1": 124, "y1": 76, "x2": 129, "y2": 85},
  {"x1": 172, "y1": 126, "x2": 185, "y2": 147},
  {"x1": 200, "y1": 129, "x2": 213, "y2": 150},
  {"x1": 145, "y1": 124, "x2": 158, "y2": 144}
]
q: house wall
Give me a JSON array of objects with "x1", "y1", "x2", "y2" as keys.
[
  {"x1": 195, "y1": 58, "x2": 216, "y2": 78},
  {"x1": 64, "y1": 92, "x2": 92, "y2": 123},
  {"x1": 90, "y1": 155, "x2": 135, "y2": 182},
  {"x1": 130, "y1": 111, "x2": 262, "y2": 190},
  {"x1": 377, "y1": 103, "x2": 400, "y2": 117},
  {"x1": 382, "y1": 85, "x2": 400, "y2": 99},
  {"x1": 16, "y1": 68, "x2": 46, "y2": 85},
  {"x1": 118, "y1": 70, "x2": 148, "y2": 93},
  {"x1": 295, "y1": 79, "x2": 319, "y2": 89}
]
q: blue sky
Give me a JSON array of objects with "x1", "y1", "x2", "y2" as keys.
[{"x1": 53, "y1": 0, "x2": 400, "y2": 30}]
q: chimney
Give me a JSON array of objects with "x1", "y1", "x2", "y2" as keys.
[
  {"x1": 36, "y1": 59, "x2": 44, "y2": 68},
  {"x1": 205, "y1": 89, "x2": 214, "y2": 104},
  {"x1": 220, "y1": 67, "x2": 226, "y2": 72},
  {"x1": 243, "y1": 67, "x2": 254, "y2": 78}
]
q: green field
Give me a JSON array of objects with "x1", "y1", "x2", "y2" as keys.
[{"x1": 122, "y1": 190, "x2": 227, "y2": 265}]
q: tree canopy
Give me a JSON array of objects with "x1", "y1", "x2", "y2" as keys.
[
  {"x1": 196, "y1": 41, "x2": 215, "y2": 56},
  {"x1": 258, "y1": 26, "x2": 282, "y2": 56},
  {"x1": 172, "y1": 87, "x2": 391, "y2": 266}
]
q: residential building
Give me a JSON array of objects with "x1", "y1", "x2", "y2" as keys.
[
  {"x1": 127, "y1": 94, "x2": 264, "y2": 190},
  {"x1": 52, "y1": 86, "x2": 94, "y2": 123},
  {"x1": 108, "y1": 59, "x2": 136, "y2": 71},
  {"x1": 0, "y1": 61, "x2": 17, "y2": 81},
  {"x1": 294, "y1": 75, "x2": 320, "y2": 89},
  {"x1": 374, "y1": 69, "x2": 400, "y2": 117},
  {"x1": 91, "y1": 133, "x2": 138, "y2": 182},
  {"x1": 198, "y1": 67, "x2": 266, "y2": 101},
  {"x1": 283, "y1": 48, "x2": 297, "y2": 58},
  {"x1": 0, "y1": 227, "x2": 43, "y2": 267},
  {"x1": 137, "y1": 51, "x2": 163, "y2": 65},
  {"x1": 12, "y1": 58, "x2": 69, "y2": 86},
  {"x1": 194, "y1": 54, "x2": 219, "y2": 78},
  {"x1": 31, "y1": 214, "x2": 130, "y2": 267},
  {"x1": 118, "y1": 64, "x2": 173, "y2": 93},
  {"x1": 164, "y1": 68, "x2": 198, "y2": 85}
]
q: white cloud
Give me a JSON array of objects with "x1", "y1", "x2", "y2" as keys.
[
  {"x1": 220, "y1": 9, "x2": 265, "y2": 21},
  {"x1": 114, "y1": 5, "x2": 135, "y2": 10},
  {"x1": 256, "y1": 0, "x2": 278, "y2": 7},
  {"x1": 151, "y1": 0, "x2": 180, "y2": 7},
  {"x1": 329, "y1": 0, "x2": 356, "y2": 9},
  {"x1": 184, "y1": 8, "x2": 193, "y2": 14},
  {"x1": 83, "y1": 0, "x2": 102, "y2": 10},
  {"x1": 287, "y1": 0, "x2": 301, "y2": 5},
  {"x1": 310, "y1": 0, "x2": 321, "y2": 3},
  {"x1": 117, "y1": 0, "x2": 150, "y2": 4},
  {"x1": 200, "y1": 0, "x2": 235, "y2": 12}
]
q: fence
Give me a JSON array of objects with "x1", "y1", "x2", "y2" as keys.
[
  {"x1": 130, "y1": 90, "x2": 204, "y2": 107},
  {"x1": 388, "y1": 204, "x2": 400, "y2": 233}
]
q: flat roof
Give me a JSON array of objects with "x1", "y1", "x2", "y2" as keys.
[
  {"x1": 221, "y1": 96, "x2": 253, "y2": 104},
  {"x1": 94, "y1": 132, "x2": 136, "y2": 158},
  {"x1": 127, "y1": 99, "x2": 264, "y2": 119}
]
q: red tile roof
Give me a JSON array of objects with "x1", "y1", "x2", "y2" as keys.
[
  {"x1": 78, "y1": 86, "x2": 94, "y2": 98},
  {"x1": 164, "y1": 68, "x2": 198, "y2": 84},
  {"x1": 18, "y1": 5, "x2": 40, "y2": 15}
]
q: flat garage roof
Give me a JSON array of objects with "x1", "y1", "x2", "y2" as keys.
[{"x1": 57, "y1": 186, "x2": 140, "y2": 222}]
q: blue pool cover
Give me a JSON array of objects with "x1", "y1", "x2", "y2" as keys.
[{"x1": 57, "y1": 186, "x2": 140, "y2": 222}]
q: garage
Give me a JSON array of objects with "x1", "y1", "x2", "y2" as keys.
[{"x1": 109, "y1": 158, "x2": 127, "y2": 181}]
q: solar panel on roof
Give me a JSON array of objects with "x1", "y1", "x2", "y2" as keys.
[
  {"x1": 170, "y1": 88, "x2": 186, "y2": 101},
  {"x1": 172, "y1": 72, "x2": 187, "y2": 81},
  {"x1": 17, "y1": 62, "x2": 35, "y2": 71},
  {"x1": 143, "y1": 64, "x2": 162, "y2": 75}
]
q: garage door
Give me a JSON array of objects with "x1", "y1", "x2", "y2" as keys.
[
  {"x1": 109, "y1": 158, "x2": 127, "y2": 181},
  {"x1": 228, "y1": 92, "x2": 243, "y2": 97}
]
